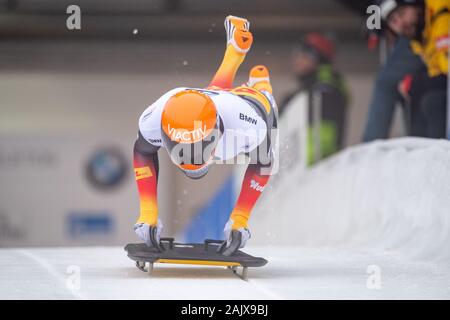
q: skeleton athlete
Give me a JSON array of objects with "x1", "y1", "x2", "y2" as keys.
[{"x1": 133, "y1": 16, "x2": 278, "y2": 255}]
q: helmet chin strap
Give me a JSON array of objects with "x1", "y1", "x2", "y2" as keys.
[
  {"x1": 181, "y1": 151, "x2": 216, "y2": 179},
  {"x1": 182, "y1": 164, "x2": 210, "y2": 180}
]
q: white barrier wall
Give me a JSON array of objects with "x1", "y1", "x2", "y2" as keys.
[{"x1": 252, "y1": 138, "x2": 450, "y2": 263}]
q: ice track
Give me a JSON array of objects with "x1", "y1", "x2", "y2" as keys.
[
  {"x1": 1, "y1": 245, "x2": 449, "y2": 299},
  {"x1": 1, "y1": 138, "x2": 450, "y2": 299}
]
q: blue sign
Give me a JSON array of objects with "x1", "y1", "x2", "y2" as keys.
[{"x1": 67, "y1": 212, "x2": 114, "y2": 238}]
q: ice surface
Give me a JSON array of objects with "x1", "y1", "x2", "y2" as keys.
[
  {"x1": 1, "y1": 246, "x2": 449, "y2": 299},
  {"x1": 1, "y1": 138, "x2": 449, "y2": 299}
]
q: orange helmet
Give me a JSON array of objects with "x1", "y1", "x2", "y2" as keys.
[{"x1": 161, "y1": 90, "x2": 221, "y2": 179}]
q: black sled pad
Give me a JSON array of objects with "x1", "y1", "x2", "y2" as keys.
[{"x1": 124, "y1": 239, "x2": 268, "y2": 268}]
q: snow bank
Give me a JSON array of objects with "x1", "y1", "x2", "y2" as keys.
[{"x1": 252, "y1": 138, "x2": 450, "y2": 263}]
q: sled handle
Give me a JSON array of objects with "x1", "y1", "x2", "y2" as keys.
[
  {"x1": 160, "y1": 237, "x2": 175, "y2": 250},
  {"x1": 204, "y1": 239, "x2": 224, "y2": 251}
]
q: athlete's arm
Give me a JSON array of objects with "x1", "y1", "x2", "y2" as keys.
[
  {"x1": 230, "y1": 162, "x2": 271, "y2": 231},
  {"x1": 209, "y1": 16, "x2": 253, "y2": 89},
  {"x1": 220, "y1": 158, "x2": 272, "y2": 256},
  {"x1": 133, "y1": 132, "x2": 159, "y2": 226},
  {"x1": 221, "y1": 90, "x2": 278, "y2": 255}
]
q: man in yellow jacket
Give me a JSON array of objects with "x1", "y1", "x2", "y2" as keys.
[{"x1": 380, "y1": 0, "x2": 448, "y2": 137}]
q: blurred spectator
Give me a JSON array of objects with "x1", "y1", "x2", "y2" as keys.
[
  {"x1": 363, "y1": 0, "x2": 449, "y2": 140},
  {"x1": 280, "y1": 33, "x2": 349, "y2": 165},
  {"x1": 363, "y1": 34, "x2": 428, "y2": 141}
]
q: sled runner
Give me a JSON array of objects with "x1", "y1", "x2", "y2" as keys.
[{"x1": 124, "y1": 238, "x2": 267, "y2": 281}]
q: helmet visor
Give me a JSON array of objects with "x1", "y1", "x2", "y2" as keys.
[{"x1": 163, "y1": 126, "x2": 220, "y2": 167}]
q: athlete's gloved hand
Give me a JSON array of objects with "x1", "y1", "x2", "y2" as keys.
[
  {"x1": 220, "y1": 219, "x2": 251, "y2": 256},
  {"x1": 134, "y1": 219, "x2": 164, "y2": 249}
]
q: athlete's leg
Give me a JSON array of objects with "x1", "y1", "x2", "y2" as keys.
[{"x1": 209, "y1": 16, "x2": 253, "y2": 89}]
